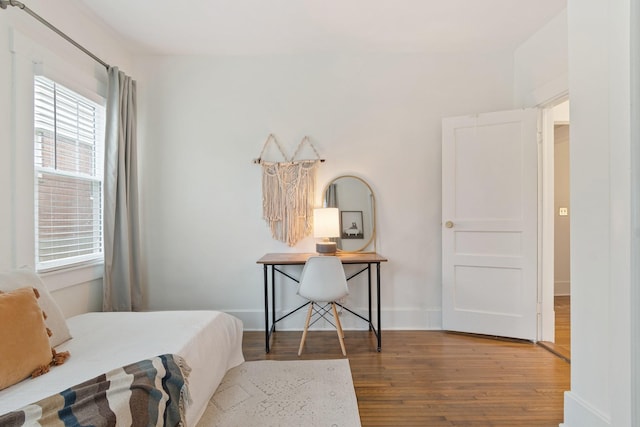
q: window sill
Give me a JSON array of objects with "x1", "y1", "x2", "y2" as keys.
[{"x1": 39, "y1": 261, "x2": 103, "y2": 292}]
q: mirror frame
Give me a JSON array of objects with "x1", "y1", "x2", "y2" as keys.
[{"x1": 322, "y1": 175, "x2": 376, "y2": 253}]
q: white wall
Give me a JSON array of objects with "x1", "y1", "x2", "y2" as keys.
[
  {"x1": 513, "y1": 9, "x2": 568, "y2": 106},
  {"x1": 0, "y1": 2, "x2": 566, "y2": 332},
  {"x1": 133, "y1": 51, "x2": 516, "y2": 330},
  {"x1": 515, "y1": 3, "x2": 637, "y2": 424},
  {"x1": 563, "y1": 0, "x2": 635, "y2": 425},
  {"x1": 0, "y1": 0, "x2": 133, "y2": 316}
]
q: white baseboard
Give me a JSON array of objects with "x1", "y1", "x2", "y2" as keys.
[
  {"x1": 229, "y1": 307, "x2": 443, "y2": 331},
  {"x1": 555, "y1": 280, "x2": 571, "y2": 296},
  {"x1": 561, "y1": 391, "x2": 611, "y2": 427}
]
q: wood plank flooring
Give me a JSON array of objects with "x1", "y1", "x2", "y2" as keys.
[
  {"x1": 554, "y1": 296, "x2": 571, "y2": 356},
  {"x1": 539, "y1": 295, "x2": 571, "y2": 362},
  {"x1": 243, "y1": 328, "x2": 570, "y2": 426}
]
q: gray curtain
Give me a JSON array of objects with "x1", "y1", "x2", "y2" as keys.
[
  {"x1": 325, "y1": 183, "x2": 338, "y2": 208},
  {"x1": 103, "y1": 67, "x2": 141, "y2": 311}
]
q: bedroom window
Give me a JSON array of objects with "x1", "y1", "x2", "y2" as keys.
[{"x1": 33, "y1": 76, "x2": 105, "y2": 271}]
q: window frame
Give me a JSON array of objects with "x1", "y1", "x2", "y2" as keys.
[{"x1": 33, "y1": 75, "x2": 106, "y2": 272}]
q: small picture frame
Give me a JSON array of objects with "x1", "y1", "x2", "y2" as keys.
[{"x1": 341, "y1": 210, "x2": 364, "y2": 239}]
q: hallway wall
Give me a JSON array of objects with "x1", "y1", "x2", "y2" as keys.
[{"x1": 554, "y1": 124, "x2": 570, "y2": 295}]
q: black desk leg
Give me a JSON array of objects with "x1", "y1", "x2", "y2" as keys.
[
  {"x1": 376, "y1": 262, "x2": 381, "y2": 351},
  {"x1": 271, "y1": 266, "x2": 276, "y2": 333},
  {"x1": 263, "y1": 264, "x2": 269, "y2": 353},
  {"x1": 367, "y1": 264, "x2": 372, "y2": 331}
]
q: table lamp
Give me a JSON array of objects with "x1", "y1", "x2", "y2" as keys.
[{"x1": 313, "y1": 207, "x2": 340, "y2": 254}]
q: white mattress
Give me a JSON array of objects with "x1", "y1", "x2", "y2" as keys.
[{"x1": 0, "y1": 310, "x2": 244, "y2": 426}]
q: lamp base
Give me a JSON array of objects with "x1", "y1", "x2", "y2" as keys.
[{"x1": 316, "y1": 241, "x2": 337, "y2": 255}]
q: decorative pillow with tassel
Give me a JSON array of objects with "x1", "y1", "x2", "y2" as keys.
[
  {"x1": 0, "y1": 287, "x2": 70, "y2": 391},
  {"x1": 0, "y1": 267, "x2": 72, "y2": 347}
]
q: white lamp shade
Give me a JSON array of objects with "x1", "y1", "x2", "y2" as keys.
[{"x1": 313, "y1": 208, "x2": 340, "y2": 238}]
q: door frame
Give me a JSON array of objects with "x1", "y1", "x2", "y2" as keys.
[
  {"x1": 539, "y1": 92, "x2": 570, "y2": 342},
  {"x1": 439, "y1": 93, "x2": 567, "y2": 342}
]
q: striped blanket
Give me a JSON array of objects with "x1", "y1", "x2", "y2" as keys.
[{"x1": 0, "y1": 354, "x2": 191, "y2": 427}]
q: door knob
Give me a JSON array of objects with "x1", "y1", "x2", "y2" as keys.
[{"x1": 445, "y1": 221, "x2": 454, "y2": 229}]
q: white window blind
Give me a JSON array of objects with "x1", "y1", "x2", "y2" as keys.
[{"x1": 34, "y1": 76, "x2": 105, "y2": 271}]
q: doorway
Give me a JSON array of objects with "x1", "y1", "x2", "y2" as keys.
[
  {"x1": 539, "y1": 99, "x2": 571, "y2": 361},
  {"x1": 552, "y1": 102, "x2": 571, "y2": 359}
]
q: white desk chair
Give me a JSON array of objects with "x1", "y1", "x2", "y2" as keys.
[{"x1": 296, "y1": 256, "x2": 349, "y2": 356}]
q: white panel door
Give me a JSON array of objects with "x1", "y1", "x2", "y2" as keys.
[{"x1": 442, "y1": 109, "x2": 538, "y2": 341}]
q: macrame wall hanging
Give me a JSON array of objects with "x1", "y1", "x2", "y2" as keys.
[{"x1": 254, "y1": 134, "x2": 324, "y2": 246}]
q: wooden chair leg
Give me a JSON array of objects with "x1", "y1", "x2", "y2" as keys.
[
  {"x1": 335, "y1": 305, "x2": 345, "y2": 338},
  {"x1": 333, "y1": 304, "x2": 345, "y2": 340},
  {"x1": 332, "y1": 302, "x2": 346, "y2": 356},
  {"x1": 298, "y1": 303, "x2": 314, "y2": 356}
]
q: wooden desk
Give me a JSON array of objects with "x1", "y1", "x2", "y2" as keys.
[{"x1": 257, "y1": 252, "x2": 388, "y2": 353}]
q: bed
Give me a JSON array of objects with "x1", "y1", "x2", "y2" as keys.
[{"x1": 0, "y1": 269, "x2": 244, "y2": 426}]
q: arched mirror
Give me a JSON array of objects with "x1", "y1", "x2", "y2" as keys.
[{"x1": 323, "y1": 175, "x2": 376, "y2": 253}]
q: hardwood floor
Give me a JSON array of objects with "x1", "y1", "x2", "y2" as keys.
[
  {"x1": 243, "y1": 328, "x2": 570, "y2": 426},
  {"x1": 554, "y1": 296, "x2": 571, "y2": 355},
  {"x1": 539, "y1": 295, "x2": 571, "y2": 362}
]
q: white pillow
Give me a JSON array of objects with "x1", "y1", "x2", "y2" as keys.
[{"x1": 0, "y1": 267, "x2": 72, "y2": 347}]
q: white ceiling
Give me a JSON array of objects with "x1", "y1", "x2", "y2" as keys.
[{"x1": 76, "y1": 0, "x2": 566, "y2": 56}]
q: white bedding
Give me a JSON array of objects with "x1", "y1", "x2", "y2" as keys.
[{"x1": 0, "y1": 310, "x2": 244, "y2": 426}]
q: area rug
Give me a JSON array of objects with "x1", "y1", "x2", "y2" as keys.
[{"x1": 196, "y1": 359, "x2": 362, "y2": 427}]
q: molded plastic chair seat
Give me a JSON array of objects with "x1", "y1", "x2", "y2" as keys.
[{"x1": 296, "y1": 256, "x2": 349, "y2": 356}]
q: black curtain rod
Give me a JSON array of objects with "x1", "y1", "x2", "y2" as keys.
[{"x1": 0, "y1": 0, "x2": 110, "y2": 69}]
